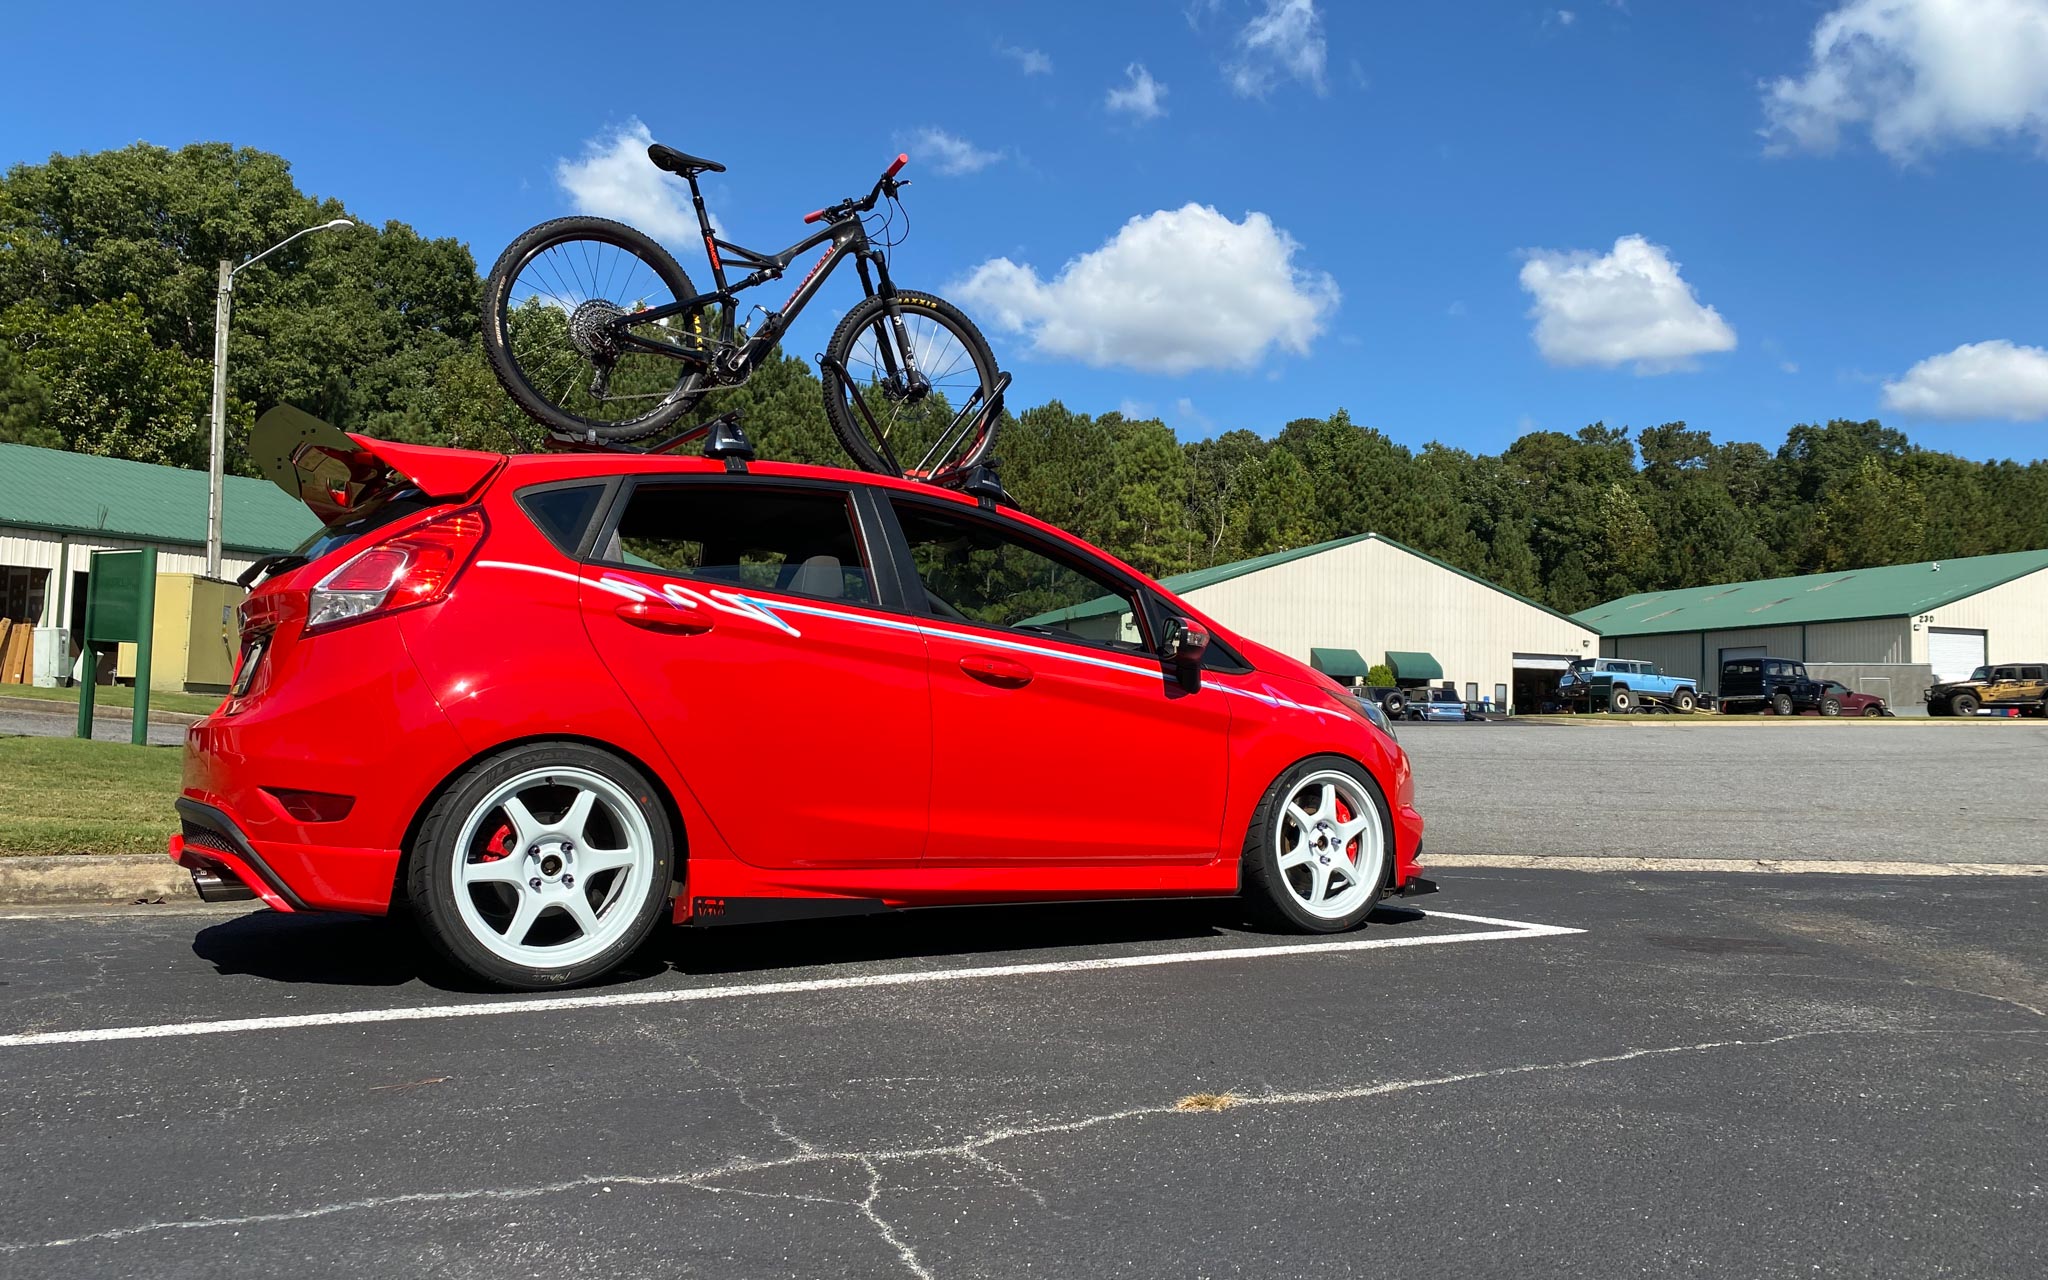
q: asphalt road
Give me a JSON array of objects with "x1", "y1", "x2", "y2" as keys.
[
  {"x1": 1399, "y1": 719, "x2": 2048, "y2": 863},
  {"x1": 0, "y1": 868, "x2": 2040, "y2": 1279},
  {"x1": 0, "y1": 701, "x2": 186, "y2": 747}
]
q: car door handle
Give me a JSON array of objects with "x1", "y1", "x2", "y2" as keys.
[
  {"x1": 615, "y1": 600, "x2": 713, "y2": 634},
  {"x1": 960, "y1": 654, "x2": 1033, "y2": 687}
]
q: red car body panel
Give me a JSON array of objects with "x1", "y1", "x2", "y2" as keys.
[{"x1": 172, "y1": 444, "x2": 1426, "y2": 924}]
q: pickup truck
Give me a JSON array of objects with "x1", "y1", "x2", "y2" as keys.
[
  {"x1": 1718, "y1": 656, "x2": 1825, "y2": 715},
  {"x1": 1558, "y1": 657, "x2": 1701, "y2": 713}
]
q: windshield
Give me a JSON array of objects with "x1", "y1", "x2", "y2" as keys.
[{"x1": 1968, "y1": 666, "x2": 1989, "y2": 681}]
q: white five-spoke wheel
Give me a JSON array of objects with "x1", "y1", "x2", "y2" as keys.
[
  {"x1": 1242, "y1": 757, "x2": 1393, "y2": 933},
  {"x1": 410, "y1": 744, "x2": 673, "y2": 990}
]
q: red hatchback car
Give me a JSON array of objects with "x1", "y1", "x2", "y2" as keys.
[{"x1": 171, "y1": 414, "x2": 1429, "y2": 988}]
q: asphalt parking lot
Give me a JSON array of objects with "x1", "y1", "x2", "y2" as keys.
[
  {"x1": 1, "y1": 865, "x2": 2041, "y2": 1280},
  {"x1": 1398, "y1": 719, "x2": 2048, "y2": 864}
]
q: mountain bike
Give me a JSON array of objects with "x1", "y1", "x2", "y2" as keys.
[{"x1": 481, "y1": 143, "x2": 1005, "y2": 484}]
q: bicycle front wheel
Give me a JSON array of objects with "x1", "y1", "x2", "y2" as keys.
[
  {"x1": 482, "y1": 216, "x2": 708, "y2": 443},
  {"x1": 823, "y1": 291, "x2": 1000, "y2": 481}
]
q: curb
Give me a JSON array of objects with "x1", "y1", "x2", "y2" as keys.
[
  {"x1": 0, "y1": 694, "x2": 205, "y2": 727},
  {"x1": 1426, "y1": 854, "x2": 2048, "y2": 876},
  {"x1": 0, "y1": 855, "x2": 198, "y2": 905}
]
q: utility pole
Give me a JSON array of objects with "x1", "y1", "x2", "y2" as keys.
[
  {"x1": 206, "y1": 260, "x2": 233, "y2": 578},
  {"x1": 204, "y1": 219, "x2": 357, "y2": 579}
]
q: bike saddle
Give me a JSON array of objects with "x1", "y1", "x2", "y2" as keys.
[{"x1": 647, "y1": 143, "x2": 725, "y2": 176}]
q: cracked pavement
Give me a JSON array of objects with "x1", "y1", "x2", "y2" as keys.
[{"x1": 0, "y1": 869, "x2": 2041, "y2": 1279}]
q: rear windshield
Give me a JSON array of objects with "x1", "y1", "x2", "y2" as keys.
[{"x1": 291, "y1": 489, "x2": 438, "y2": 564}]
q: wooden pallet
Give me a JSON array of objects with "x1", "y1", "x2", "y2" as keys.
[{"x1": 0, "y1": 619, "x2": 31, "y2": 684}]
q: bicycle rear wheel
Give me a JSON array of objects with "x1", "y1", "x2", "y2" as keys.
[
  {"x1": 823, "y1": 291, "x2": 1000, "y2": 481},
  {"x1": 482, "y1": 216, "x2": 708, "y2": 443}
]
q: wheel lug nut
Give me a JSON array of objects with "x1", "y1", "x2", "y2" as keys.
[
  {"x1": 562, "y1": 873, "x2": 575, "y2": 889},
  {"x1": 528, "y1": 846, "x2": 540, "y2": 858},
  {"x1": 529, "y1": 877, "x2": 543, "y2": 891}
]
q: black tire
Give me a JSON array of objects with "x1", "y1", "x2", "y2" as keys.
[
  {"x1": 482, "y1": 217, "x2": 706, "y2": 443},
  {"x1": 406, "y1": 741, "x2": 674, "y2": 990},
  {"x1": 1822, "y1": 698, "x2": 1842, "y2": 717},
  {"x1": 1772, "y1": 691, "x2": 1794, "y2": 716},
  {"x1": 1951, "y1": 692, "x2": 1980, "y2": 716},
  {"x1": 1609, "y1": 687, "x2": 1635, "y2": 713},
  {"x1": 1673, "y1": 688, "x2": 1698, "y2": 713},
  {"x1": 1380, "y1": 694, "x2": 1406, "y2": 718},
  {"x1": 1927, "y1": 699, "x2": 1950, "y2": 717},
  {"x1": 1240, "y1": 755, "x2": 1391, "y2": 934},
  {"x1": 1863, "y1": 705, "x2": 1884, "y2": 717},
  {"x1": 823, "y1": 290, "x2": 1000, "y2": 480}
]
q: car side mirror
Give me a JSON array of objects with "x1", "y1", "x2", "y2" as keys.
[
  {"x1": 1161, "y1": 615, "x2": 1209, "y2": 687},
  {"x1": 1163, "y1": 615, "x2": 1210, "y2": 665}
]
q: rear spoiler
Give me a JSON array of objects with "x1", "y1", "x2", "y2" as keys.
[{"x1": 253, "y1": 405, "x2": 504, "y2": 526}]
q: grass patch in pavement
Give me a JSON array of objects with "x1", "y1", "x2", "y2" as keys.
[
  {"x1": 0, "y1": 736, "x2": 181, "y2": 856},
  {"x1": 0, "y1": 684, "x2": 223, "y2": 717}
]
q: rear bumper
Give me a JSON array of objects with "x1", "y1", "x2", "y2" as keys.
[{"x1": 169, "y1": 799, "x2": 306, "y2": 913}]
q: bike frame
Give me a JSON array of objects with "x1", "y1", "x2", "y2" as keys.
[{"x1": 606, "y1": 171, "x2": 916, "y2": 390}]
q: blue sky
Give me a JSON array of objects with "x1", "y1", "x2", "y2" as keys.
[{"x1": 8, "y1": 0, "x2": 2048, "y2": 462}]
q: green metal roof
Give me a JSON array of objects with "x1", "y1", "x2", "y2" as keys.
[
  {"x1": 1576, "y1": 548, "x2": 2048, "y2": 637},
  {"x1": 0, "y1": 442, "x2": 320, "y2": 555},
  {"x1": 1385, "y1": 650, "x2": 1443, "y2": 681},
  {"x1": 1309, "y1": 647, "x2": 1373, "y2": 679}
]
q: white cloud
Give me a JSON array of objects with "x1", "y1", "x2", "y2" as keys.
[
  {"x1": 1518, "y1": 234, "x2": 1737, "y2": 373},
  {"x1": 1782, "y1": 361, "x2": 1801, "y2": 374},
  {"x1": 999, "y1": 43, "x2": 1052, "y2": 75},
  {"x1": 1174, "y1": 397, "x2": 1215, "y2": 433},
  {"x1": 556, "y1": 119, "x2": 704, "y2": 243},
  {"x1": 1118, "y1": 398, "x2": 1156, "y2": 419},
  {"x1": 952, "y1": 204, "x2": 1340, "y2": 375},
  {"x1": 1557, "y1": 9, "x2": 1578, "y2": 26},
  {"x1": 1228, "y1": 0, "x2": 1328, "y2": 96},
  {"x1": 904, "y1": 127, "x2": 1002, "y2": 176},
  {"x1": 1882, "y1": 339, "x2": 2048, "y2": 419},
  {"x1": 1107, "y1": 64, "x2": 1168, "y2": 119},
  {"x1": 1763, "y1": 0, "x2": 2048, "y2": 160}
]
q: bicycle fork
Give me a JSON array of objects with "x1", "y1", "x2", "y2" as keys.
[{"x1": 856, "y1": 254, "x2": 928, "y2": 401}]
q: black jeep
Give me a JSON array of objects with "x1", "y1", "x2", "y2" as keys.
[{"x1": 1719, "y1": 657, "x2": 1825, "y2": 716}]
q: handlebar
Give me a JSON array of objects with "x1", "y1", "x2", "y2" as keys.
[{"x1": 804, "y1": 155, "x2": 911, "y2": 225}]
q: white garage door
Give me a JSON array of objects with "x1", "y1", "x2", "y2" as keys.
[{"x1": 1928, "y1": 628, "x2": 1987, "y2": 682}]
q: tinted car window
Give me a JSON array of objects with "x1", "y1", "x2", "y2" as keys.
[
  {"x1": 891, "y1": 501, "x2": 1148, "y2": 652},
  {"x1": 604, "y1": 484, "x2": 872, "y2": 605},
  {"x1": 519, "y1": 483, "x2": 607, "y2": 555}
]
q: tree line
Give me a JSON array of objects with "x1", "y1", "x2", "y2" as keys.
[{"x1": 4, "y1": 142, "x2": 2045, "y2": 613}]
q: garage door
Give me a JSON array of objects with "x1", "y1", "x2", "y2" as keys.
[{"x1": 1928, "y1": 628, "x2": 1987, "y2": 682}]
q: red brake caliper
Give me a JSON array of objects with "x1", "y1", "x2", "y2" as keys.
[
  {"x1": 479, "y1": 822, "x2": 515, "y2": 862},
  {"x1": 1335, "y1": 796, "x2": 1357, "y2": 864}
]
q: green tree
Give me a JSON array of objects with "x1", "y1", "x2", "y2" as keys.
[
  {"x1": 1810, "y1": 457, "x2": 1927, "y2": 570},
  {"x1": 0, "y1": 297, "x2": 211, "y2": 465},
  {"x1": 0, "y1": 341, "x2": 57, "y2": 447}
]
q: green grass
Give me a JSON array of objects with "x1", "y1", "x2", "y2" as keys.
[
  {"x1": 0, "y1": 736, "x2": 183, "y2": 856},
  {"x1": 0, "y1": 683, "x2": 223, "y2": 717}
]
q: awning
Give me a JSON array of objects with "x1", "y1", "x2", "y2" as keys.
[
  {"x1": 1309, "y1": 647, "x2": 1374, "y2": 680},
  {"x1": 1385, "y1": 651, "x2": 1443, "y2": 682}
]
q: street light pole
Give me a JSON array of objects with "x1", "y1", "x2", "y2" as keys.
[{"x1": 204, "y1": 218, "x2": 357, "y2": 579}]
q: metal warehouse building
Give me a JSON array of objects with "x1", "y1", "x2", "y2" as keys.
[
  {"x1": 1576, "y1": 549, "x2": 2048, "y2": 709},
  {"x1": 0, "y1": 442, "x2": 318, "y2": 678},
  {"x1": 1145, "y1": 533, "x2": 1600, "y2": 712}
]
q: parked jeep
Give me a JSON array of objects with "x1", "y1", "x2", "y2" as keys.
[
  {"x1": 1559, "y1": 657, "x2": 1700, "y2": 713},
  {"x1": 1719, "y1": 657, "x2": 1825, "y2": 715},
  {"x1": 1926, "y1": 663, "x2": 2048, "y2": 717}
]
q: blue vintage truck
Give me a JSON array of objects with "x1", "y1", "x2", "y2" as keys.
[{"x1": 1557, "y1": 657, "x2": 1701, "y2": 713}]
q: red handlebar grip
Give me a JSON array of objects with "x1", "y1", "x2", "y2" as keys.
[
  {"x1": 803, "y1": 208, "x2": 826, "y2": 224},
  {"x1": 885, "y1": 153, "x2": 908, "y2": 178}
]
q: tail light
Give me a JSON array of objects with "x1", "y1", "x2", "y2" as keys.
[{"x1": 304, "y1": 507, "x2": 488, "y2": 634}]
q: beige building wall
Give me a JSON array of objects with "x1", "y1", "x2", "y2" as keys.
[
  {"x1": 1806, "y1": 618, "x2": 1913, "y2": 664},
  {"x1": 2, "y1": 528, "x2": 256, "y2": 629},
  {"x1": 1916, "y1": 567, "x2": 2048, "y2": 665},
  {"x1": 1178, "y1": 537, "x2": 1599, "y2": 702},
  {"x1": 1601, "y1": 633, "x2": 1705, "y2": 681}
]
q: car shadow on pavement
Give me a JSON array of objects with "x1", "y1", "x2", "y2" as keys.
[
  {"x1": 188, "y1": 899, "x2": 1434, "y2": 992},
  {"x1": 657, "y1": 899, "x2": 1433, "y2": 978}
]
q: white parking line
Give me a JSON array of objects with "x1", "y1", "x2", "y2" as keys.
[{"x1": 0, "y1": 908, "x2": 1582, "y2": 1049}]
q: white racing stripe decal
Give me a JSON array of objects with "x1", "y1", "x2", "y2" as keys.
[
  {"x1": 477, "y1": 561, "x2": 1349, "y2": 718},
  {"x1": 0, "y1": 910, "x2": 1581, "y2": 1049}
]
